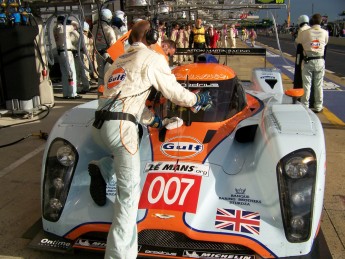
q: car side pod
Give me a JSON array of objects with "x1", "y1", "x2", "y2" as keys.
[{"x1": 285, "y1": 88, "x2": 304, "y2": 104}]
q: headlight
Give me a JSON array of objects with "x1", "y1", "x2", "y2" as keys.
[
  {"x1": 277, "y1": 149, "x2": 316, "y2": 242},
  {"x1": 42, "y1": 138, "x2": 78, "y2": 222},
  {"x1": 57, "y1": 146, "x2": 76, "y2": 167}
]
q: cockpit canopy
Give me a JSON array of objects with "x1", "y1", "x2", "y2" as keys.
[{"x1": 152, "y1": 63, "x2": 247, "y2": 123}]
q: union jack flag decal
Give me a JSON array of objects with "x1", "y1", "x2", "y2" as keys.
[{"x1": 215, "y1": 208, "x2": 260, "y2": 235}]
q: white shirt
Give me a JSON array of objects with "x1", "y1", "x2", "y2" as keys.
[{"x1": 296, "y1": 24, "x2": 329, "y2": 56}]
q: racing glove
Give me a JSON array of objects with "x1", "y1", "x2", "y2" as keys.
[
  {"x1": 149, "y1": 115, "x2": 183, "y2": 129},
  {"x1": 193, "y1": 91, "x2": 213, "y2": 112},
  {"x1": 148, "y1": 114, "x2": 163, "y2": 128}
]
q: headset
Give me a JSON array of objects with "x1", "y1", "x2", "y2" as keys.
[{"x1": 145, "y1": 21, "x2": 159, "y2": 45}]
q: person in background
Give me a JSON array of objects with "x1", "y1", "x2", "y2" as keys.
[
  {"x1": 241, "y1": 27, "x2": 246, "y2": 41},
  {"x1": 169, "y1": 22, "x2": 179, "y2": 64},
  {"x1": 249, "y1": 28, "x2": 257, "y2": 47},
  {"x1": 185, "y1": 23, "x2": 192, "y2": 61},
  {"x1": 229, "y1": 24, "x2": 236, "y2": 48},
  {"x1": 75, "y1": 21, "x2": 92, "y2": 94},
  {"x1": 87, "y1": 23, "x2": 98, "y2": 84},
  {"x1": 207, "y1": 24, "x2": 219, "y2": 48},
  {"x1": 53, "y1": 16, "x2": 81, "y2": 99},
  {"x1": 92, "y1": 8, "x2": 117, "y2": 88},
  {"x1": 295, "y1": 13, "x2": 329, "y2": 113},
  {"x1": 157, "y1": 20, "x2": 166, "y2": 46},
  {"x1": 112, "y1": 10, "x2": 127, "y2": 40},
  {"x1": 176, "y1": 24, "x2": 188, "y2": 64},
  {"x1": 189, "y1": 18, "x2": 208, "y2": 61},
  {"x1": 220, "y1": 23, "x2": 228, "y2": 48},
  {"x1": 295, "y1": 14, "x2": 310, "y2": 45},
  {"x1": 161, "y1": 39, "x2": 177, "y2": 57},
  {"x1": 88, "y1": 20, "x2": 213, "y2": 259}
]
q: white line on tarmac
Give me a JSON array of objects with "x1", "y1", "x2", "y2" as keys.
[
  {"x1": 0, "y1": 144, "x2": 45, "y2": 178},
  {"x1": 325, "y1": 69, "x2": 335, "y2": 74}
]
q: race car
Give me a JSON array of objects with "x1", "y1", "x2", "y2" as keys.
[{"x1": 36, "y1": 51, "x2": 326, "y2": 258}]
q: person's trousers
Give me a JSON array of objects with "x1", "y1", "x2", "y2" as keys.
[
  {"x1": 301, "y1": 59, "x2": 325, "y2": 111},
  {"x1": 220, "y1": 37, "x2": 228, "y2": 48},
  {"x1": 96, "y1": 52, "x2": 112, "y2": 87},
  {"x1": 75, "y1": 54, "x2": 90, "y2": 91},
  {"x1": 92, "y1": 120, "x2": 141, "y2": 259},
  {"x1": 58, "y1": 50, "x2": 77, "y2": 97}
]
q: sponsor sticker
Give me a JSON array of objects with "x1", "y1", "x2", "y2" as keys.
[
  {"x1": 38, "y1": 237, "x2": 72, "y2": 249},
  {"x1": 144, "y1": 249, "x2": 177, "y2": 256},
  {"x1": 183, "y1": 250, "x2": 255, "y2": 258},
  {"x1": 139, "y1": 172, "x2": 201, "y2": 213},
  {"x1": 161, "y1": 136, "x2": 204, "y2": 159},
  {"x1": 180, "y1": 83, "x2": 219, "y2": 88},
  {"x1": 144, "y1": 161, "x2": 209, "y2": 177},
  {"x1": 106, "y1": 177, "x2": 117, "y2": 196},
  {"x1": 107, "y1": 67, "x2": 126, "y2": 89},
  {"x1": 219, "y1": 188, "x2": 262, "y2": 206},
  {"x1": 215, "y1": 208, "x2": 260, "y2": 235},
  {"x1": 311, "y1": 39, "x2": 321, "y2": 49},
  {"x1": 74, "y1": 238, "x2": 106, "y2": 249}
]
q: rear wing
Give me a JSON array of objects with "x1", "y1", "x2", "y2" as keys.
[{"x1": 175, "y1": 47, "x2": 267, "y2": 67}]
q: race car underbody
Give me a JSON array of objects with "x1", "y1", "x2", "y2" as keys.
[{"x1": 32, "y1": 55, "x2": 327, "y2": 259}]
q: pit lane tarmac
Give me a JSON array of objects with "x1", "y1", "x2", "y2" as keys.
[{"x1": 0, "y1": 40, "x2": 343, "y2": 258}]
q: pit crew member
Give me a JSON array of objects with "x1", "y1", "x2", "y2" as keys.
[
  {"x1": 92, "y1": 8, "x2": 117, "y2": 88},
  {"x1": 296, "y1": 13, "x2": 329, "y2": 113},
  {"x1": 88, "y1": 20, "x2": 213, "y2": 259}
]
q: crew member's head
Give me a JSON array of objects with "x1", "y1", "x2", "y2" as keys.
[
  {"x1": 101, "y1": 8, "x2": 113, "y2": 24},
  {"x1": 310, "y1": 13, "x2": 322, "y2": 26},
  {"x1": 113, "y1": 10, "x2": 126, "y2": 29},
  {"x1": 129, "y1": 20, "x2": 158, "y2": 46},
  {"x1": 57, "y1": 15, "x2": 65, "y2": 24},
  {"x1": 297, "y1": 15, "x2": 309, "y2": 27},
  {"x1": 196, "y1": 18, "x2": 202, "y2": 28},
  {"x1": 161, "y1": 39, "x2": 176, "y2": 56}
]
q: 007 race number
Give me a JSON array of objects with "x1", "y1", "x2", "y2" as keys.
[{"x1": 139, "y1": 173, "x2": 202, "y2": 213}]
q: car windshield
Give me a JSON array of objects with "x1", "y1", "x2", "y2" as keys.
[{"x1": 155, "y1": 77, "x2": 247, "y2": 123}]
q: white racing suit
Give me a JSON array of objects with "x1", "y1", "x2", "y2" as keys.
[
  {"x1": 296, "y1": 24, "x2": 329, "y2": 111},
  {"x1": 92, "y1": 42, "x2": 197, "y2": 259},
  {"x1": 53, "y1": 23, "x2": 78, "y2": 98},
  {"x1": 220, "y1": 28, "x2": 228, "y2": 48},
  {"x1": 92, "y1": 21, "x2": 117, "y2": 87},
  {"x1": 75, "y1": 32, "x2": 91, "y2": 92},
  {"x1": 229, "y1": 27, "x2": 236, "y2": 48}
]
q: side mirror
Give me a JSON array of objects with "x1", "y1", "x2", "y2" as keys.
[{"x1": 285, "y1": 89, "x2": 304, "y2": 104}]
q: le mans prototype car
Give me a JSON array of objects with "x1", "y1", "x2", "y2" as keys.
[{"x1": 36, "y1": 49, "x2": 326, "y2": 259}]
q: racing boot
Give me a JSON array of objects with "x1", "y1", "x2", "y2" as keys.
[{"x1": 88, "y1": 161, "x2": 107, "y2": 206}]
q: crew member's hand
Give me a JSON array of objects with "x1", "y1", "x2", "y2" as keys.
[
  {"x1": 162, "y1": 117, "x2": 183, "y2": 130},
  {"x1": 193, "y1": 91, "x2": 213, "y2": 112},
  {"x1": 149, "y1": 115, "x2": 183, "y2": 129},
  {"x1": 148, "y1": 114, "x2": 162, "y2": 128}
]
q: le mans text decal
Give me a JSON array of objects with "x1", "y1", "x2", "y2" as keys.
[
  {"x1": 144, "y1": 161, "x2": 209, "y2": 177},
  {"x1": 139, "y1": 173, "x2": 202, "y2": 213},
  {"x1": 161, "y1": 136, "x2": 204, "y2": 159},
  {"x1": 215, "y1": 208, "x2": 260, "y2": 235}
]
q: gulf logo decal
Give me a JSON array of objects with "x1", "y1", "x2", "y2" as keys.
[
  {"x1": 160, "y1": 136, "x2": 204, "y2": 159},
  {"x1": 139, "y1": 173, "x2": 201, "y2": 213},
  {"x1": 311, "y1": 39, "x2": 321, "y2": 49},
  {"x1": 107, "y1": 67, "x2": 126, "y2": 89}
]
